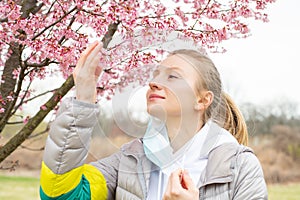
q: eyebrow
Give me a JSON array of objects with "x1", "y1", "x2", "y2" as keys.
[{"x1": 152, "y1": 65, "x2": 184, "y2": 76}]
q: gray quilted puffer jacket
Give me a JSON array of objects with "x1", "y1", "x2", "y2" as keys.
[{"x1": 43, "y1": 98, "x2": 268, "y2": 200}]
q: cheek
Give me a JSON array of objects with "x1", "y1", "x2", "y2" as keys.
[
  {"x1": 177, "y1": 93, "x2": 196, "y2": 110},
  {"x1": 168, "y1": 83, "x2": 197, "y2": 103},
  {"x1": 167, "y1": 88, "x2": 196, "y2": 113}
]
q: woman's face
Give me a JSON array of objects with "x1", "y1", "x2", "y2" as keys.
[{"x1": 146, "y1": 55, "x2": 201, "y2": 119}]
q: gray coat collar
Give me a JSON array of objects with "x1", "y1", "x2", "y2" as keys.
[
  {"x1": 120, "y1": 123, "x2": 253, "y2": 188},
  {"x1": 198, "y1": 122, "x2": 254, "y2": 186}
]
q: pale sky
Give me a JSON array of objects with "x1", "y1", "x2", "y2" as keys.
[{"x1": 210, "y1": 0, "x2": 300, "y2": 106}]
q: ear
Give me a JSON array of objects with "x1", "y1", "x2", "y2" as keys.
[{"x1": 194, "y1": 91, "x2": 214, "y2": 111}]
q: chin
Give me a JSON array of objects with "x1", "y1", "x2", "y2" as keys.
[{"x1": 147, "y1": 105, "x2": 167, "y2": 121}]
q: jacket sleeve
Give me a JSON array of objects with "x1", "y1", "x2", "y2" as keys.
[
  {"x1": 40, "y1": 97, "x2": 108, "y2": 200},
  {"x1": 90, "y1": 152, "x2": 122, "y2": 200},
  {"x1": 232, "y1": 149, "x2": 268, "y2": 200}
]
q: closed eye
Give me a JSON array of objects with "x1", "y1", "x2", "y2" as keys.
[
  {"x1": 168, "y1": 74, "x2": 179, "y2": 79},
  {"x1": 168, "y1": 70, "x2": 181, "y2": 79}
]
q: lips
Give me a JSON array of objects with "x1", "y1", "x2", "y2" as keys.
[{"x1": 148, "y1": 94, "x2": 165, "y2": 100}]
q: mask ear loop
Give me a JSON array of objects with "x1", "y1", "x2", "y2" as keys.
[
  {"x1": 175, "y1": 128, "x2": 199, "y2": 175},
  {"x1": 157, "y1": 170, "x2": 162, "y2": 200},
  {"x1": 145, "y1": 117, "x2": 153, "y2": 137}
]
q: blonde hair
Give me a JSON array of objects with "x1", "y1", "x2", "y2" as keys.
[{"x1": 169, "y1": 49, "x2": 248, "y2": 145}]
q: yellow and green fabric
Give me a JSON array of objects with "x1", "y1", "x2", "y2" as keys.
[{"x1": 40, "y1": 162, "x2": 108, "y2": 200}]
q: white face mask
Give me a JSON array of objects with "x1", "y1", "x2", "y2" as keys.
[{"x1": 143, "y1": 117, "x2": 173, "y2": 169}]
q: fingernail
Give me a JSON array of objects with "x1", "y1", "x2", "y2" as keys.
[{"x1": 183, "y1": 170, "x2": 189, "y2": 175}]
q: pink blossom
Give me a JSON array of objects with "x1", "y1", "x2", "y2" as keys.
[
  {"x1": 0, "y1": 107, "x2": 5, "y2": 113},
  {"x1": 0, "y1": 0, "x2": 276, "y2": 104},
  {"x1": 155, "y1": 3, "x2": 167, "y2": 16},
  {"x1": 12, "y1": 69, "x2": 19, "y2": 79},
  {"x1": 23, "y1": 116, "x2": 30, "y2": 124},
  {"x1": 7, "y1": 95, "x2": 14, "y2": 101}
]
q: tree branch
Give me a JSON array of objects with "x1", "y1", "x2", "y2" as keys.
[
  {"x1": 20, "y1": 145, "x2": 45, "y2": 151},
  {"x1": 0, "y1": 17, "x2": 8, "y2": 23},
  {"x1": 6, "y1": 120, "x2": 25, "y2": 125},
  {"x1": 102, "y1": 22, "x2": 120, "y2": 48},
  {"x1": 28, "y1": 124, "x2": 49, "y2": 139},
  {"x1": 45, "y1": 0, "x2": 58, "y2": 16},
  {"x1": 21, "y1": 0, "x2": 38, "y2": 19},
  {"x1": 25, "y1": 58, "x2": 58, "y2": 68},
  {"x1": 58, "y1": 11, "x2": 78, "y2": 45},
  {"x1": 10, "y1": 80, "x2": 32, "y2": 116},
  {"x1": 23, "y1": 88, "x2": 57, "y2": 104},
  {"x1": 31, "y1": 6, "x2": 78, "y2": 40},
  {"x1": 191, "y1": 0, "x2": 212, "y2": 29},
  {"x1": 0, "y1": 75, "x2": 74, "y2": 163},
  {"x1": 0, "y1": 160, "x2": 19, "y2": 171}
]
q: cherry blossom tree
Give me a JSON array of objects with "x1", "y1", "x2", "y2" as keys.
[{"x1": 0, "y1": 0, "x2": 275, "y2": 163}]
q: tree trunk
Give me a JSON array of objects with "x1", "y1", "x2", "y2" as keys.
[
  {"x1": 0, "y1": 43, "x2": 22, "y2": 133},
  {"x1": 0, "y1": 0, "x2": 40, "y2": 133}
]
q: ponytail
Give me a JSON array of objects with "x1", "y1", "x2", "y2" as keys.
[{"x1": 222, "y1": 92, "x2": 248, "y2": 145}]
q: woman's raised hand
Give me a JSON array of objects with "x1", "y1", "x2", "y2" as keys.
[
  {"x1": 163, "y1": 169, "x2": 199, "y2": 200},
  {"x1": 73, "y1": 41, "x2": 104, "y2": 103}
]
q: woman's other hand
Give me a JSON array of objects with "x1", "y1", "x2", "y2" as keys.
[
  {"x1": 73, "y1": 41, "x2": 104, "y2": 103},
  {"x1": 163, "y1": 169, "x2": 199, "y2": 200}
]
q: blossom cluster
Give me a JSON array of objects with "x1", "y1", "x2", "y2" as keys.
[{"x1": 0, "y1": 0, "x2": 275, "y2": 109}]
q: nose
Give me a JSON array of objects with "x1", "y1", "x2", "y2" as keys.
[{"x1": 149, "y1": 81, "x2": 162, "y2": 90}]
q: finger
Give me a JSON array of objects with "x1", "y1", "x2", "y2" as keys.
[
  {"x1": 76, "y1": 41, "x2": 100, "y2": 70},
  {"x1": 88, "y1": 53, "x2": 102, "y2": 79},
  {"x1": 181, "y1": 170, "x2": 196, "y2": 190},
  {"x1": 95, "y1": 65, "x2": 103, "y2": 77},
  {"x1": 165, "y1": 169, "x2": 183, "y2": 195},
  {"x1": 84, "y1": 42, "x2": 103, "y2": 71},
  {"x1": 74, "y1": 42, "x2": 103, "y2": 82}
]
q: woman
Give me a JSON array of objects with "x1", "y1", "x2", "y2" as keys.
[{"x1": 40, "y1": 41, "x2": 268, "y2": 200}]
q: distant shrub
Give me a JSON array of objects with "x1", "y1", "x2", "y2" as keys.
[
  {"x1": 251, "y1": 125, "x2": 300, "y2": 183},
  {"x1": 271, "y1": 125, "x2": 300, "y2": 162}
]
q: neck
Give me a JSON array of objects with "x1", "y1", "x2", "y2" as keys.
[{"x1": 166, "y1": 114, "x2": 204, "y2": 152}]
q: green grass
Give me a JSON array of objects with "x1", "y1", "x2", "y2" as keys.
[
  {"x1": 0, "y1": 175, "x2": 40, "y2": 200},
  {"x1": 0, "y1": 175, "x2": 299, "y2": 199},
  {"x1": 268, "y1": 183, "x2": 300, "y2": 200}
]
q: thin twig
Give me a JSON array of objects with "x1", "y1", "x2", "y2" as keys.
[
  {"x1": 20, "y1": 145, "x2": 45, "y2": 151},
  {"x1": 11, "y1": 81, "x2": 32, "y2": 116},
  {"x1": 23, "y1": 89, "x2": 57, "y2": 104},
  {"x1": 28, "y1": 125, "x2": 50, "y2": 139},
  {"x1": 32, "y1": 6, "x2": 78, "y2": 40},
  {"x1": 0, "y1": 160, "x2": 19, "y2": 171}
]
